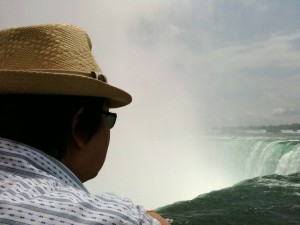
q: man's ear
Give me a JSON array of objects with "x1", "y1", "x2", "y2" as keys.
[{"x1": 71, "y1": 107, "x2": 86, "y2": 150}]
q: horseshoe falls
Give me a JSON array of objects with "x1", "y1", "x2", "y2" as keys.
[
  {"x1": 157, "y1": 132, "x2": 300, "y2": 225},
  {"x1": 208, "y1": 134, "x2": 300, "y2": 179}
]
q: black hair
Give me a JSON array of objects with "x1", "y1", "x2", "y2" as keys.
[{"x1": 0, "y1": 94, "x2": 104, "y2": 160}]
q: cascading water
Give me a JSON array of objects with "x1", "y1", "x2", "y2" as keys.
[
  {"x1": 275, "y1": 143, "x2": 300, "y2": 175},
  {"x1": 157, "y1": 132, "x2": 300, "y2": 224},
  {"x1": 244, "y1": 139, "x2": 300, "y2": 177},
  {"x1": 206, "y1": 133, "x2": 300, "y2": 180}
]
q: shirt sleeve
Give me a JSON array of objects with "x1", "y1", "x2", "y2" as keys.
[{"x1": 96, "y1": 192, "x2": 161, "y2": 225}]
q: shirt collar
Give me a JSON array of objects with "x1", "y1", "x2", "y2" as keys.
[{"x1": 0, "y1": 137, "x2": 89, "y2": 193}]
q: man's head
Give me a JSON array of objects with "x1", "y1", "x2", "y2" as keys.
[
  {"x1": 0, "y1": 94, "x2": 105, "y2": 159},
  {"x1": 0, "y1": 94, "x2": 113, "y2": 181},
  {"x1": 0, "y1": 24, "x2": 131, "y2": 181}
]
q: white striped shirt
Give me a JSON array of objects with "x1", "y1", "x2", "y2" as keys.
[{"x1": 0, "y1": 138, "x2": 160, "y2": 225}]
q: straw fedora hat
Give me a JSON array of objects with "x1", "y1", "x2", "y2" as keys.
[{"x1": 0, "y1": 24, "x2": 132, "y2": 108}]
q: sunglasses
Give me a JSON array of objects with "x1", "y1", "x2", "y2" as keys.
[{"x1": 102, "y1": 111, "x2": 117, "y2": 129}]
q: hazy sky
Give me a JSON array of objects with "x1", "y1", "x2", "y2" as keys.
[{"x1": 1, "y1": 0, "x2": 300, "y2": 209}]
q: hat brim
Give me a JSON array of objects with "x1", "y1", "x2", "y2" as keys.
[{"x1": 0, "y1": 70, "x2": 132, "y2": 108}]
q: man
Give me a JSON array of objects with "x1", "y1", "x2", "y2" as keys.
[{"x1": 0, "y1": 24, "x2": 170, "y2": 225}]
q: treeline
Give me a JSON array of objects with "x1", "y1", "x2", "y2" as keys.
[{"x1": 221, "y1": 123, "x2": 300, "y2": 132}]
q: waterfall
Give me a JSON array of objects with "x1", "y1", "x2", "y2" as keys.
[
  {"x1": 275, "y1": 146, "x2": 300, "y2": 175},
  {"x1": 245, "y1": 140, "x2": 300, "y2": 177},
  {"x1": 208, "y1": 135, "x2": 300, "y2": 180}
]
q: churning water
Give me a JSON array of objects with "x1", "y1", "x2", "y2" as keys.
[{"x1": 156, "y1": 131, "x2": 300, "y2": 224}]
